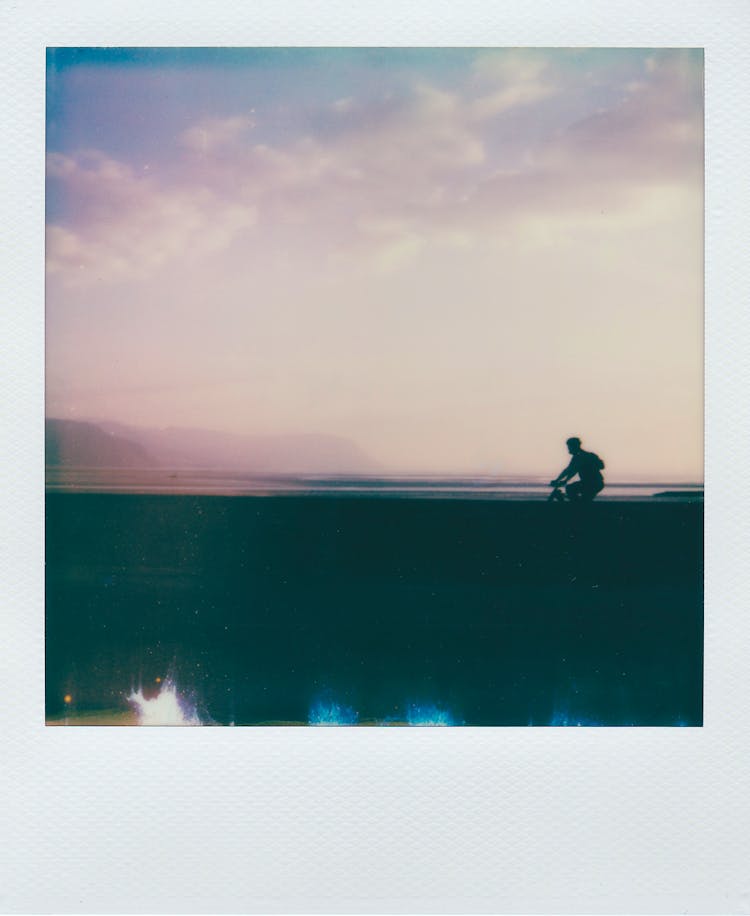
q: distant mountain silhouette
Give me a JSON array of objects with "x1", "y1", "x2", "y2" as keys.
[
  {"x1": 46, "y1": 419, "x2": 156, "y2": 468},
  {"x1": 54, "y1": 419, "x2": 380, "y2": 474}
]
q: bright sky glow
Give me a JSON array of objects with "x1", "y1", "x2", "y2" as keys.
[{"x1": 46, "y1": 48, "x2": 703, "y2": 479}]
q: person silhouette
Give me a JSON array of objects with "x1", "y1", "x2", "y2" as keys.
[{"x1": 550, "y1": 437, "x2": 605, "y2": 501}]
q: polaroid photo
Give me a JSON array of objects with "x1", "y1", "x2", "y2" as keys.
[
  {"x1": 3, "y1": 1, "x2": 749, "y2": 913},
  {"x1": 44, "y1": 46, "x2": 703, "y2": 728}
]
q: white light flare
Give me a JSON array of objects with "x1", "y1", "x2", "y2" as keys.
[{"x1": 127, "y1": 679, "x2": 202, "y2": 726}]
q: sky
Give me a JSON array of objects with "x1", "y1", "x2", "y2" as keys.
[{"x1": 46, "y1": 48, "x2": 703, "y2": 479}]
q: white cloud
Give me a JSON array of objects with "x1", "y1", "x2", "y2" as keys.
[
  {"x1": 180, "y1": 114, "x2": 256, "y2": 153},
  {"x1": 470, "y1": 81, "x2": 557, "y2": 120},
  {"x1": 47, "y1": 152, "x2": 257, "y2": 288},
  {"x1": 471, "y1": 49, "x2": 551, "y2": 86},
  {"x1": 468, "y1": 50, "x2": 559, "y2": 120},
  {"x1": 331, "y1": 97, "x2": 354, "y2": 114}
]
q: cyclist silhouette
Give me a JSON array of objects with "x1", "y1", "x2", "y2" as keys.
[{"x1": 550, "y1": 437, "x2": 605, "y2": 501}]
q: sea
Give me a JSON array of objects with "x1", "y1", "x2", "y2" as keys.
[{"x1": 45, "y1": 467, "x2": 703, "y2": 500}]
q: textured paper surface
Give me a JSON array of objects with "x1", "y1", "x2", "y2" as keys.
[{"x1": 2, "y1": 1, "x2": 749, "y2": 913}]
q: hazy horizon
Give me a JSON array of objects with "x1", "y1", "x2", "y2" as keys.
[
  {"x1": 46, "y1": 48, "x2": 703, "y2": 480},
  {"x1": 44, "y1": 414, "x2": 702, "y2": 483}
]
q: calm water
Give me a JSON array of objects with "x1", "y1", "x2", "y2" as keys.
[{"x1": 46, "y1": 467, "x2": 703, "y2": 500}]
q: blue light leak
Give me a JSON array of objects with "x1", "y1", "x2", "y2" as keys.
[
  {"x1": 308, "y1": 699, "x2": 358, "y2": 726},
  {"x1": 548, "y1": 711, "x2": 604, "y2": 727},
  {"x1": 406, "y1": 703, "x2": 456, "y2": 726}
]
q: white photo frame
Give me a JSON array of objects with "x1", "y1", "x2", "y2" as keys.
[{"x1": 3, "y1": 1, "x2": 749, "y2": 913}]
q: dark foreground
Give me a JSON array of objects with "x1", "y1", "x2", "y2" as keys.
[{"x1": 46, "y1": 494, "x2": 703, "y2": 725}]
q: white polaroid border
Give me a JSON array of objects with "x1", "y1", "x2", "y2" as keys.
[{"x1": 2, "y1": 1, "x2": 749, "y2": 913}]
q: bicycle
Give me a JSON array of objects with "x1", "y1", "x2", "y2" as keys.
[{"x1": 548, "y1": 484, "x2": 567, "y2": 502}]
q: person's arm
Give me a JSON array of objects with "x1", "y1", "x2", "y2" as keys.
[{"x1": 550, "y1": 457, "x2": 576, "y2": 486}]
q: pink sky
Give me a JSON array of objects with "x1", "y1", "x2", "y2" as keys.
[{"x1": 46, "y1": 48, "x2": 703, "y2": 478}]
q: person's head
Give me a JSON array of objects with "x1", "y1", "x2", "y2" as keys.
[{"x1": 566, "y1": 437, "x2": 582, "y2": 455}]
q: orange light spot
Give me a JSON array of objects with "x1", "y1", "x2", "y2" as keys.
[
  {"x1": 155, "y1": 677, "x2": 162, "y2": 684},
  {"x1": 63, "y1": 694, "x2": 72, "y2": 704}
]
